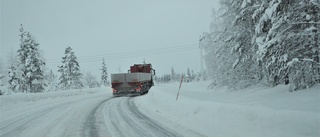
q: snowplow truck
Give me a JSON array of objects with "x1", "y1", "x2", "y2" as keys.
[{"x1": 111, "y1": 64, "x2": 155, "y2": 97}]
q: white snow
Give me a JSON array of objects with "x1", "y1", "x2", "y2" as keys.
[
  {"x1": 281, "y1": 54, "x2": 288, "y2": 62},
  {"x1": 232, "y1": 59, "x2": 240, "y2": 69},
  {"x1": 241, "y1": 0, "x2": 252, "y2": 8},
  {"x1": 265, "y1": 0, "x2": 281, "y2": 19},
  {"x1": 0, "y1": 87, "x2": 112, "y2": 137},
  {"x1": 305, "y1": 26, "x2": 317, "y2": 32},
  {"x1": 306, "y1": 14, "x2": 311, "y2": 20},
  {"x1": 287, "y1": 58, "x2": 300, "y2": 66},
  {"x1": 0, "y1": 88, "x2": 102, "y2": 108},
  {"x1": 134, "y1": 81, "x2": 320, "y2": 137},
  {"x1": 0, "y1": 82, "x2": 319, "y2": 137}
]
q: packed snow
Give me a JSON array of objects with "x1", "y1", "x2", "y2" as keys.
[
  {"x1": 134, "y1": 81, "x2": 320, "y2": 137},
  {"x1": 0, "y1": 87, "x2": 111, "y2": 137},
  {"x1": 0, "y1": 82, "x2": 319, "y2": 137}
]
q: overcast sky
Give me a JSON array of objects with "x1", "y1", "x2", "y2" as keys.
[{"x1": 1, "y1": 0, "x2": 220, "y2": 77}]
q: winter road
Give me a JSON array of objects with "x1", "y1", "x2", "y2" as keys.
[{"x1": 0, "y1": 91, "x2": 203, "y2": 137}]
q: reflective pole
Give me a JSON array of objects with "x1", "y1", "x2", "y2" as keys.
[{"x1": 176, "y1": 73, "x2": 184, "y2": 101}]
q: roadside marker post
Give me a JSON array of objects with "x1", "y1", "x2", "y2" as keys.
[{"x1": 176, "y1": 73, "x2": 184, "y2": 101}]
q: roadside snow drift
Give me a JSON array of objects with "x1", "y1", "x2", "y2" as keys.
[
  {"x1": 134, "y1": 82, "x2": 320, "y2": 137},
  {"x1": 0, "y1": 87, "x2": 106, "y2": 108}
]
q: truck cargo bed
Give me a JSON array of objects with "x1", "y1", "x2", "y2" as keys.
[{"x1": 111, "y1": 73, "x2": 152, "y2": 83}]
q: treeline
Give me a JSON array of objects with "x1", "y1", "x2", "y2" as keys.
[
  {"x1": 154, "y1": 67, "x2": 204, "y2": 83},
  {"x1": 0, "y1": 25, "x2": 109, "y2": 94},
  {"x1": 203, "y1": 0, "x2": 319, "y2": 91}
]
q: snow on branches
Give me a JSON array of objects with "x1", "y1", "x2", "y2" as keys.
[
  {"x1": 15, "y1": 24, "x2": 46, "y2": 93},
  {"x1": 58, "y1": 47, "x2": 83, "y2": 90},
  {"x1": 204, "y1": 0, "x2": 319, "y2": 91}
]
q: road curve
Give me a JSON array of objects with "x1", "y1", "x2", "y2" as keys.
[
  {"x1": 0, "y1": 92, "x2": 110, "y2": 137},
  {"x1": 90, "y1": 97, "x2": 183, "y2": 137},
  {"x1": 1, "y1": 92, "x2": 205, "y2": 137}
]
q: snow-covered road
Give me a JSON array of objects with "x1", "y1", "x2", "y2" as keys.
[
  {"x1": 100, "y1": 97, "x2": 198, "y2": 137},
  {"x1": 0, "y1": 90, "x2": 110, "y2": 137},
  {"x1": 82, "y1": 95, "x2": 203, "y2": 137},
  {"x1": 0, "y1": 88, "x2": 203, "y2": 137}
]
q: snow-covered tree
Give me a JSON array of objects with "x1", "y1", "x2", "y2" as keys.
[
  {"x1": 101, "y1": 58, "x2": 109, "y2": 86},
  {"x1": 46, "y1": 70, "x2": 58, "y2": 92},
  {"x1": 204, "y1": 2, "x2": 252, "y2": 88},
  {"x1": 161, "y1": 74, "x2": 171, "y2": 83},
  {"x1": 212, "y1": 0, "x2": 260, "y2": 88},
  {"x1": 8, "y1": 65, "x2": 19, "y2": 92},
  {"x1": 255, "y1": 0, "x2": 292, "y2": 86},
  {"x1": 16, "y1": 24, "x2": 46, "y2": 93},
  {"x1": 191, "y1": 70, "x2": 196, "y2": 81},
  {"x1": 204, "y1": 0, "x2": 319, "y2": 91},
  {"x1": 255, "y1": 0, "x2": 319, "y2": 90},
  {"x1": 85, "y1": 72, "x2": 99, "y2": 88},
  {"x1": 58, "y1": 47, "x2": 83, "y2": 90},
  {"x1": 286, "y1": 0, "x2": 320, "y2": 91},
  {"x1": 6, "y1": 51, "x2": 20, "y2": 93},
  {"x1": 0, "y1": 59, "x2": 6, "y2": 86},
  {"x1": 186, "y1": 68, "x2": 191, "y2": 82},
  {"x1": 0, "y1": 59, "x2": 7, "y2": 95},
  {"x1": 171, "y1": 67, "x2": 176, "y2": 82}
]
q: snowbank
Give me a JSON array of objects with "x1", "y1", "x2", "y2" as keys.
[
  {"x1": 134, "y1": 82, "x2": 320, "y2": 137},
  {"x1": 0, "y1": 87, "x2": 110, "y2": 108}
]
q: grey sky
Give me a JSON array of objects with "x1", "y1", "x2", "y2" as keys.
[{"x1": 1, "y1": 0, "x2": 220, "y2": 77}]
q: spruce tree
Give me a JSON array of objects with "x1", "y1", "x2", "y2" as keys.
[
  {"x1": 46, "y1": 70, "x2": 58, "y2": 91},
  {"x1": 171, "y1": 67, "x2": 176, "y2": 82},
  {"x1": 204, "y1": 0, "x2": 319, "y2": 91},
  {"x1": 58, "y1": 47, "x2": 83, "y2": 90},
  {"x1": 8, "y1": 65, "x2": 19, "y2": 92},
  {"x1": 7, "y1": 51, "x2": 20, "y2": 93},
  {"x1": 186, "y1": 68, "x2": 191, "y2": 82},
  {"x1": 101, "y1": 58, "x2": 109, "y2": 86},
  {"x1": 16, "y1": 24, "x2": 46, "y2": 93},
  {"x1": 255, "y1": 0, "x2": 319, "y2": 90}
]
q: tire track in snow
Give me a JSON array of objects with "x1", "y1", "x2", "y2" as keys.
[
  {"x1": 127, "y1": 97, "x2": 184, "y2": 137},
  {"x1": 101, "y1": 97, "x2": 184, "y2": 137},
  {"x1": 82, "y1": 97, "x2": 113, "y2": 137},
  {"x1": 0, "y1": 92, "x2": 110, "y2": 137},
  {"x1": 0, "y1": 100, "x2": 73, "y2": 137}
]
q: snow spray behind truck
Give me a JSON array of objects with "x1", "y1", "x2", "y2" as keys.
[{"x1": 111, "y1": 64, "x2": 155, "y2": 97}]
